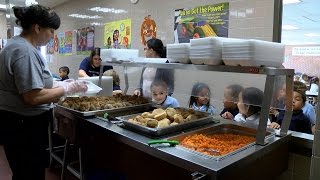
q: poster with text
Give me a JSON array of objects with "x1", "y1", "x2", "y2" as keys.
[
  {"x1": 174, "y1": 2, "x2": 229, "y2": 43},
  {"x1": 76, "y1": 26, "x2": 95, "y2": 55},
  {"x1": 104, "y1": 19, "x2": 131, "y2": 49}
]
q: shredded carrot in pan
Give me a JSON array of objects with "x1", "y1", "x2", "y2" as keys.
[{"x1": 181, "y1": 133, "x2": 255, "y2": 156}]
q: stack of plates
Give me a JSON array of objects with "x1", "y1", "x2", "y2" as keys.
[
  {"x1": 167, "y1": 43, "x2": 190, "y2": 64},
  {"x1": 222, "y1": 39, "x2": 285, "y2": 67},
  {"x1": 189, "y1": 37, "x2": 224, "y2": 65}
]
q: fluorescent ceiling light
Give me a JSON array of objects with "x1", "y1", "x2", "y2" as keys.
[
  {"x1": 89, "y1": 7, "x2": 127, "y2": 14},
  {"x1": 304, "y1": 42, "x2": 318, "y2": 45},
  {"x1": 304, "y1": 33, "x2": 320, "y2": 37},
  {"x1": 25, "y1": 0, "x2": 38, "y2": 6},
  {"x1": 283, "y1": 0, "x2": 301, "y2": 5},
  {"x1": 282, "y1": 25, "x2": 299, "y2": 30},
  {"x1": 90, "y1": 22, "x2": 103, "y2": 26},
  {"x1": 69, "y1": 14, "x2": 102, "y2": 19},
  {"x1": 0, "y1": 3, "x2": 15, "y2": 10}
]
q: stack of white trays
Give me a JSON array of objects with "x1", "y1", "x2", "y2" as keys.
[
  {"x1": 100, "y1": 49, "x2": 139, "y2": 62},
  {"x1": 189, "y1": 37, "x2": 224, "y2": 65},
  {"x1": 222, "y1": 39, "x2": 285, "y2": 67},
  {"x1": 167, "y1": 43, "x2": 190, "y2": 64}
]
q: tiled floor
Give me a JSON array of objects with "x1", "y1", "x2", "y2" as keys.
[{"x1": 0, "y1": 146, "x2": 76, "y2": 180}]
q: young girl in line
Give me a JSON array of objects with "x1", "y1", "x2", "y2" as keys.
[
  {"x1": 269, "y1": 82, "x2": 286, "y2": 122},
  {"x1": 188, "y1": 82, "x2": 216, "y2": 115},
  {"x1": 220, "y1": 84, "x2": 244, "y2": 119}
]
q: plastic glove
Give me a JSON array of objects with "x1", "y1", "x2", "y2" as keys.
[
  {"x1": 52, "y1": 79, "x2": 75, "y2": 88},
  {"x1": 63, "y1": 79, "x2": 75, "y2": 83},
  {"x1": 61, "y1": 81, "x2": 88, "y2": 95}
]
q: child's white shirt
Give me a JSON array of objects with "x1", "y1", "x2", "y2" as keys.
[{"x1": 234, "y1": 113, "x2": 271, "y2": 127}]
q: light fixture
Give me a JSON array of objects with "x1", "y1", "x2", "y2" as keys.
[
  {"x1": 25, "y1": 0, "x2": 38, "y2": 6},
  {"x1": 90, "y1": 22, "x2": 104, "y2": 26},
  {"x1": 69, "y1": 14, "x2": 102, "y2": 19},
  {"x1": 283, "y1": 0, "x2": 301, "y2": 5},
  {"x1": 304, "y1": 42, "x2": 318, "y2": 45},
  {"x1": 282, "y1": 25, "x2": 299, "y2": 30},
  {"x1": 89, "y1": 7, "x2": 127, "y2": 14},
  {"x1": 0, "y1": 4, "x2": 15, "y2": 10},
  {"x1": 130, "y1": 0, "x2": 139, "y2": 4},
  {"x1": 304, "y1": 33, "x2": 320, "y2": 37}
]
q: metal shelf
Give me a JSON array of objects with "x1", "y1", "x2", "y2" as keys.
[
  {"x1": 99, "y1": 60, "x2": 294, "y2": 145},
  {"x1": 101, "y1": 61, "x2": 294, "y2": 75}
]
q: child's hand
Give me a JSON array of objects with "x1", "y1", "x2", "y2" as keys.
[
  {"x1": 133, "y1": 89, "x2": 141, "y2": 96},
  {"x1": 269, "y1": 122, "x2": 280, "y2": 129},
  {"x1": 221, "y1": 112, "x2": 234, "y2": 120},
  {"x1": 269, "y1": 108, "x2": 279, "y2": 117}
]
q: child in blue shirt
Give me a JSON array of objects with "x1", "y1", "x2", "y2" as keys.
[
  {"x1": 151, "y1": 80, "x2": 179, "y2": 108},
  {"x1": 59, "y1": 66, "x2": 69, "y2": 81},
  {"x1": 188, "y1": 82, "x2": 216, "y2": 115}
]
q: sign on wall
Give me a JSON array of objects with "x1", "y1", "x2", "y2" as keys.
[
  {"x1": 104, "y1": 19, "x2": 132, "y2": 49},
  {"x1": 174, "y1": 2, "x2": 229, "y2": 43},
  {"x1": 292, "y1": 46, "x2": 320, "y2": 56},
  {"x1": 76, "y1": 26, "x2": 95, "y2": 55}
]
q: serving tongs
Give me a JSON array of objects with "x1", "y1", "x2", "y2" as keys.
[
  {"x1": 101, "y1": 112, "x2": 123, "y2": 124},
  {"x1": 147, "y1": 140, "x2": 179, "y2": 147}
]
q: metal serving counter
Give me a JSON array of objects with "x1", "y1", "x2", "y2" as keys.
[
  {"x1": 80, "y1": 116, "x2": 290, "y2": 180},
  {"x1": 53, "y1": 102, "x2": 291, "y2": 180}
]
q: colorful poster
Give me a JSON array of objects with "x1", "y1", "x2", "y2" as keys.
[
  {"x1": 57, "y1": 32, "x2": 65, "y2": 55},
  {"x1": 57, "y1": 31, "x2": 73, "y2": 56},
  {"x1": 64, "y1": 31, "x2": 72, "y2": 55},
  {"x1": 174, "y1": 3, "x2": 229, "y2": 43},
  {"x1": 104, "y1": 19, "x2": 132, "y2": 49},
  {"x1": 46, "y1": 38, "x2": 54, "y2": 54},
  {"x1": 54, "y1": 34, "x2": 59, "y2": 52},
  {"x1": 76, "y1": 26, "x2": 95, "y2": 55},
  {"x1": 140, "y1": 15, "x2": 157, "y2": 46}
]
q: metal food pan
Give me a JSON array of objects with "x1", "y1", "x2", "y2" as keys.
[
  {"x1": 55, "y1": 103, "x2": 153, "y2": 117},
  {"x1": 167, "y1": 123, "x2": 275, "y2": 160},
  {"x1": 116, "y1": 108, "x2": 216, "y2": 136}
]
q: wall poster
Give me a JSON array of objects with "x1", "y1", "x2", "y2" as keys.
[
  {"x1": 57, "y1": 31, "x2": 72, "y2": 56},
  {"x1": 104, "y1": 19, "x2": 132, "y2": 49},
  {"x1": 174, "y1": 2, "x2": 229, "y2": 43},
  {"x1": 140, "y1": 15, "x2": 157, "y2": 46},
  {"x1": 76, "y1": 26, "x2": 95, "y2": 55},
  {"x1": 46, "y1": 37, "x2": 54, "y2": 54}
]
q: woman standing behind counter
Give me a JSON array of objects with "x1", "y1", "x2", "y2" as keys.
[
  {"x1": 79, "y1": 47, "x2": 113, "y2": 77},
  {"x1": 134, "y1": 38, "x2": 174, "y2": 98},
  {"x1": 0, "y1": 5, "x2": 87, "y2": 179}
]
